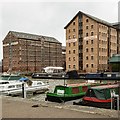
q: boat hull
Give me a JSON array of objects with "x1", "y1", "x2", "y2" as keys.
[
  {"x1": 73, "y1": 100, "x2": 112, "y2": 109},
  {"x1": 74, "y1": 99, "x2": 120, "y2": 110},
  {"x1": 45, "y1": 94, "x2": 85, "y2": 103},
  {"x1": 0, "y1": 80, "x2": 49, "y2": 96},
  {"x1": 8, "y1": 87, "x2": 48, "y2": 95}
]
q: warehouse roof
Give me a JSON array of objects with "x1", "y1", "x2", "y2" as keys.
[
  {"x1": 9, "y1": 31, "x2": 61, "y2": 43},
  {"x1": 64, "y1": 11, "x2": 116, "y2": 29},
  {"x1": 109, "y1": 54, "x2": 120, "y2": 63},
  {"x1": 112, "y1": 22, "x2": 120, "y2": 29}
]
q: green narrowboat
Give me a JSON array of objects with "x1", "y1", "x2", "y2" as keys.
[{"x1": 45, "y1": 83, "x2": 100, "y2": 103}]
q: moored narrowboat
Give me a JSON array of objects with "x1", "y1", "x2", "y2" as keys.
[
  {"x1": 45, "y1": 82, "x2": 102, "y2": 103},
  {"x1": 73, "y1": 84, "x2": 120, "y2": 109}
]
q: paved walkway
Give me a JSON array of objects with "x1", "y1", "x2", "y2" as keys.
[{"x1": 1, "y1": 96, "x2": 119, "y2": 119}]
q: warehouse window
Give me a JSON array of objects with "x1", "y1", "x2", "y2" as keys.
[
  {"x1": 86, "y1": 56, "x2": 88, "y2": 60},
  {"x1": 69, "y1": 43, "x2": 71, "y2": 47},
  {"x1": 86, "y1": 41, "x2": 88, "y2": 44},
  {"x1": 73, "y1": 65, "x2": 76, "y2": 69},
  {"x1": 69, "y1": 29, "x2": 70, "y2": 33},
  {"x1": 73, "y1": 57, "x2": 75, "y2": 61},
  {"x1": 91, "y1": 32, "x2": 94, "y2": 36},
  {"x1": 91, "y1": 64, "x2": 94, "y2": 68},
  {"x1": 73, "y1": 42, "x2": 76, "y2": 46},
  {"x1": 91, "y1": 25, "x2": 94, "y2": 29},
  {"x1": 73, "y1": 21, "x2": 75, "y2": 25},
  {"x1": 91, "y1": 40, "x2": 94, "y2": 44},
  {"x1": 69, "y1": 65, "x2": 71, "y2": 69},
  {"x1": 86, "y1": 33, "x2": 88, "y2": 37},
  {"x1": 73, "y1": 50, "x2": 75, "y2": 54},
  {"x1": 91, "y1": 56, "x2": 94, "y2": 60},
  {"x1": 86, "y1": 19, "x2": 89, "y2": 22},
  {"x1": 86, "y1": 64, "x2": 89, "y2": 68},
  {"x1": 86, "y1": 26, "x2": 89, "y2": 29},
  {"x1": 86, "y1": 48, "x2": 88, "y2": 52},
  {"x1": 73, "y1": 35, "x2": 76, "y2": 38},
  {"x1": 91, "y1": 48, "x2": 94, "y2": 52},
  {"x1": 69, "y1": 57, "x2": 71, "y2": 61}
]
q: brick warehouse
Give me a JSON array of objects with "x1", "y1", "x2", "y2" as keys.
[
  {"x1": 64, "y1": 11, "x2": 120, "y2": 73},
  {"x1": 113, "y1": 22, "x2": 120, "y2": 54},
  {"x1": 3, "y1": 31, "x2": 62, "y2": 73}
]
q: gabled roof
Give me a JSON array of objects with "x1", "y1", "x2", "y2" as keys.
[
  {"x1": 64, "y1": 11, "x2": 116, "y2": 29},
  {"x1": 9, "y1": 31, "x2": 61, "y2": 43}
]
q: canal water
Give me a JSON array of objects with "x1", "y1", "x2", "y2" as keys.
[{"x1": 29, "y1": 78, "x2": 97, "y2": 101}]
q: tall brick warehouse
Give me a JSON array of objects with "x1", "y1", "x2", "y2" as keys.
[
  {"x1": 3, "y1": 31, "x2": 62, "y2": 73},
  {"x1": 64, "y1": 11, "x2": 120, "y2": 73}
]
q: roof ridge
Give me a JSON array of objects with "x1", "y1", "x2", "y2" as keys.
[
  {"x1": 64, "y1": 10, "x2": 117, "y2": 29},
  {"x1": 9, "y1": 31, "x2": 60, "y2": 43},
  {"x1": 10, "y1": 31, "x2": 54, "y2": 39},
  {"x1": 84, "y1": 12, "x2": 112, "y2": 26}
]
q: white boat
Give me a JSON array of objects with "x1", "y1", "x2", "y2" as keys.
[
  {"x1": 0, "y1": 72, "x2": 21, "y2": 81},
  {"x1": 0, "y1": 80, "x2": 19, "y2": 84},
  {"x1": 43, "y1": 67, "x2": 64, "y2": 74},
  {"x1": 0, "y1": 80, "x2": 49, "y2": 96},
  {"x1": 32, "y1": 66, "x2": 66, "y2": 79}
]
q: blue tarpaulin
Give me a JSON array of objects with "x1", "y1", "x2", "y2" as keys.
[{"x1": 19, "y1": 77, "x2": 29, "y2": 81}]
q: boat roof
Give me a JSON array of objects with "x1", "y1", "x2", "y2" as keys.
[
  {"x1": 67, "y1": 83, "x2": 91, "y2": 87},
  {"x1": 91, "y1": 84, "x2": 119, "y2": 89},
  {"x1": 0, "y1": 80, "x2": 10, "y2": 83},
  {"x1": 43, "y1": 66, "x2": 63, "y2": 70},
  {"x1": 56, "y1": 83, "x2": 91, "y2": 88}
]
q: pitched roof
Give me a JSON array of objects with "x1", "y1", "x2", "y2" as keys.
[
  {"x1": 9, "y1": 31, "x2": 61, "y2": 43},
  {"x1": 112, "y1": 22, "x2": 120, "y2": 29},
  {"x1": 64, "y1": 11, "x2": 116, "y2": 29}
]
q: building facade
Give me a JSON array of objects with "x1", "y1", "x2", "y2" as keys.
[
  {"x1": 3, "y1": 31, "x2": 62, "y2": 73},
  {"x1": 0, "y1": 60, "x2": 2, "y2": 73},
  {"x1": 64, "y1": 11, "x2": 118, "y2": 73},
  {"x1": 62, "y1": 46, "x2": 66, "y2": 70},
  {"x1": 113, "y1": 22, "x2": 120, "y2": 54}
]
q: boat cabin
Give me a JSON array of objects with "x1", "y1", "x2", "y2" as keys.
[
  {"x1": 43, "y1": 67, "x2": 64, "y2": 74},
  {"x1": 81, "y1": 84, "x2": 120, "y2": 109},
  {"x1": 45, "y1": 83, "x2": 92, "y2": 102},
  {"x1": 54, "y1": 85, "x2": 90, "y2": 95}
]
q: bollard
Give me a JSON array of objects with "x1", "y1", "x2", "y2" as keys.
[{"x1": 22, "y1": 82, "x2": 26, "y2": 98}]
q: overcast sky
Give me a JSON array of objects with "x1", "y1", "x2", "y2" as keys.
[{"x1": 0, "y1": 0, "x2": 119, "y2": 61}]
